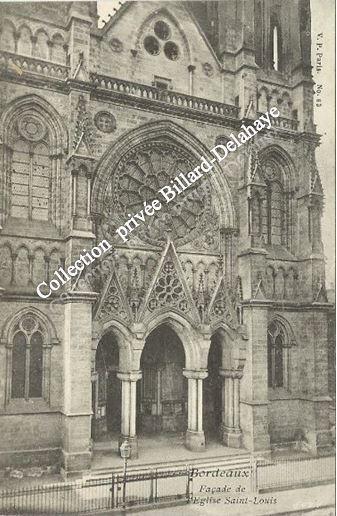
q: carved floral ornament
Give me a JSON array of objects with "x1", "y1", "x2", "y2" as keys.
[{"x1": 100, "y1": 141, "x2": 217, "y2": 247}]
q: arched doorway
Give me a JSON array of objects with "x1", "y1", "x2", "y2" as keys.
[
  {"x1": 92, "y1": 332, "x2": 121, "y2": 441},
  {"x1": 203, "y1": 335, "x2": 222, "y2": 441},
  {"x1": 138, "y1": 325, "x2": 187, "y2": 434}
]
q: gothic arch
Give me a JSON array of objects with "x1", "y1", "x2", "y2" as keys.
[
  {"x1": 259, "y1": 145, "x2": 297, "y2": 192},
  {"x1": 0, "y1": 19, "x2": 16, "y2": 52},
  {"x1": 1, "y1": 94, "x2": 68, "y2": 153},
  {"x1": 1, "y1": 306, "x2": 59, "y2": 344},
  {"x1": 94, "y1": 319, "x2": 133, "y2": 372},
  {"x1": 210, "y1": 324, "x2": 247, "y2": 371},
  {"x1": 268, "y1": 313, "x2": 297, "y2": 348},
  {"x1": 142, "y1": 311, "x2": 201, "y2": 370},
  {"x1": 2, "y1": 307, "x2": 59, "y2": 404},
  {"x1": 91, "y1": 119, "x2": 236, "y2": 230},
  {"x1": 257, "y1": 145, "x2": 297, "y2": 248},
  {"x1": 1, "y1": 95, "x2": 68, "y2": 227}
]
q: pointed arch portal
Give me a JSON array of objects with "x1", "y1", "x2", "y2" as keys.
[
  {"x1": 138, "y1": 324, "x2": 187, "y2": 434},
  {"x1": 92, "y1": 332, "x2": 121, "y2": 441},
  {"x1": 203, "y1": 335, "x2": 222, "y2": 440}
]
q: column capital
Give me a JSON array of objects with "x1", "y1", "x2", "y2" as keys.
[
  {"x1": 219, "y1": 368, "x2": 243, "y2": 380},
  {"x1": 117, "y1": 370, "x2": 142, "y2": 382},
  {"x1": 183, "y1": 369, "x2": 208, "y2": 380}
]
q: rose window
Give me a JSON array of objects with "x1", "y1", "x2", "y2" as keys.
[
  {"x1": 18, "y1": 115, "x2": 46, "y2": 142},
  {"x1": 102, "y1": 141, "x2": 212, "y2": 246}
]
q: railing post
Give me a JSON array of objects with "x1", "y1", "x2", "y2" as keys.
[
  {"x1": 116, "y1": 474, "x2": 119, "y2": 509},
  {"x1": 186, "y1": 467, "x2": 193, "y2": 502},
  {"x1": 110, "y1": 474, "x2": 115, "y2": 509},
  {"x1": 154, "y1": 469, "x2": 158, "y2": 502},
  {"x1": 250, "y1": 456, "x2": 258, "y2": 493},
  {"x1": 149, "y1": 469, "x2": 154, "y2": 503}
]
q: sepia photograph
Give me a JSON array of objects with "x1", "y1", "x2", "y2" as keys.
[{"x1": 0, "y1": 0, "x2": 335, "y2": 514}]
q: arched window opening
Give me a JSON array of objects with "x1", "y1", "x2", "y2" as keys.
[
  {"x1": 271, "y1": 19, "x2": 282, "y2": 71},
  {"x1": 272, "y1": 25, "x2": 279, "y2": 71},
  {"x1": 11, "y1": 316, "x2": 46, "y2": 400},
  {"x1": 266, "y1": 180, "x2": 284, "y2": 245},
  {"x1": 12, "y1": 332, "x2": 26, "y2": 398},
  {"x1": 262, "y1": 159, "x2": 287, "y2": 247},
  {"x1": 0, "y1": 21, "x2": 16, "y2": 52},
  {"x1": 29, "y1": 332, "x2": 43, "y2": 397},
  {"x1": 274, "y1": 335, "x2": 283, "y2": 387},
  {"x1": 2, "y1": 97, "x2": 66, "y2": 230},
  {"x1": 268, "y1": 321, "x2": 289, "y2": 390},
  {"x1": 10, "y1": 119, "x2": 51, "y2": 221}
]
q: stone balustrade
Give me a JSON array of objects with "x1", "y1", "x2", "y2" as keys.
[
  {"x1": 91, "y1": 73, "x2": 159, "y2": 100},
  {"x1": 258, "y1": 112, "x2": 299, "y2": 131},
  {"x1": 0, "y1": 50, "x2": 69, "y2": 80},
  {"x1": 91, "y1": 72, "x2": 239, "y2": 119}
]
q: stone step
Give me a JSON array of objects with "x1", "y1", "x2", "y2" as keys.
[{"x1": 88, "y1": 452, "x2": 253, "y2": 478}]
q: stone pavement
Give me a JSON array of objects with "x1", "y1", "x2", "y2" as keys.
[{"x1": 91, "y1": 433, "x2": 248, "y2": 472}]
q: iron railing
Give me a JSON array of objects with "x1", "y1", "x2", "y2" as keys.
[
  {"x1": 0, "y1": 468, "x2": 190, "y2": 514},
  {"x1": 0, "y1": 455, "x2": 334, "y2": 514}
]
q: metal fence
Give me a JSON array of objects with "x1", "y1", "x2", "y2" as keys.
[
  {"x1": 0, "y1": 468, "x2": 190, "y2": 514},
  {"x1": 256, "y1": 455, "x2": 335, "y2": 492},
  {"x1": 0, "y1": 456, "x2": 335, "y2": 514}
]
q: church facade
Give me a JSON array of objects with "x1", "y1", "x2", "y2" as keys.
[{"x1": 0, "y1": 0, "x2": 333, "y2": 478}]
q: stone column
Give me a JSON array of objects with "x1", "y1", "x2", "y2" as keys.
[
  {"x1": 183, "y1": 370, "x2": 208, "y2": 451},
  {"x1": 239, "y1": 305, "x2": 271, "y2": 453},
  {"x1": 61, "y1": 291, "x2": 97, "y2": 479},
  {"x1": 117, "y1": 371, "x2": 142, "y2": 459},
  {"x1": 220, "y1": 369, "x2": 243, "y2": 448}
]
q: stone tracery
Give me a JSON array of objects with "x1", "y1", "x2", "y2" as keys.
[{"x1": 101, "y1": 140, "x2": 215, "y2": 247}]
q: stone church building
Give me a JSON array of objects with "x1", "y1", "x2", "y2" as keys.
[{"x1": 0, "y1": 0, "x2": 333, "y2": 477}]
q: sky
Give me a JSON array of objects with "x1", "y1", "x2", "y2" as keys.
[{"x1": 97, "y1": 0, "x2": 335, "y2": 285}]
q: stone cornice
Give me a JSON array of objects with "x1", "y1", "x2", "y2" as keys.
[
  {"x1": 241, "y1": 300, "x2": 334, "y2": 311},
  {"x1": 61, "y1": 291, "x2": 98, "y2": 304}
]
